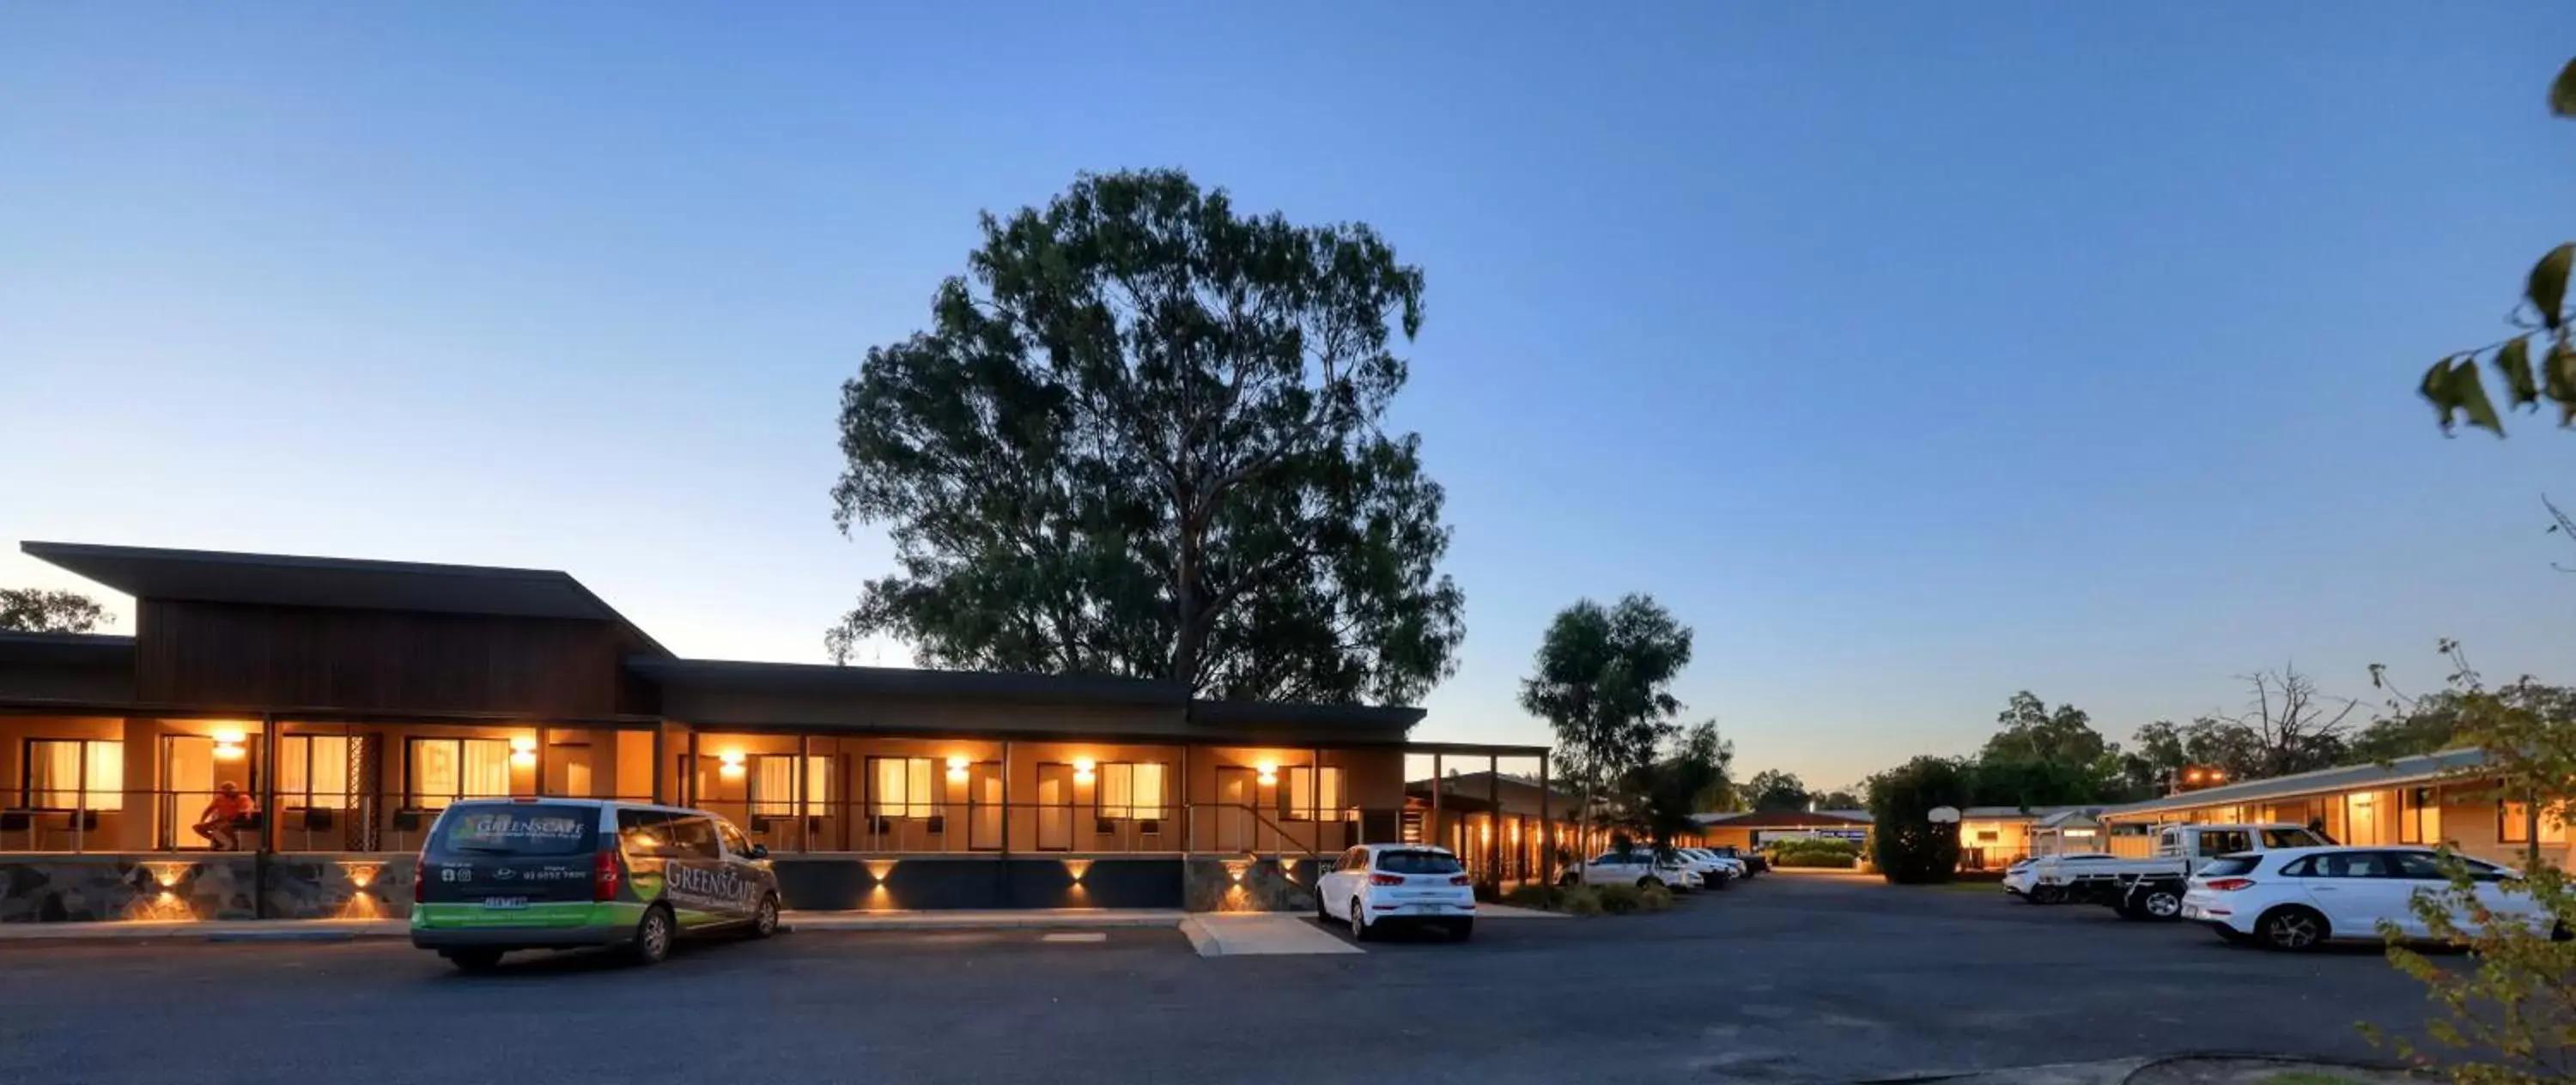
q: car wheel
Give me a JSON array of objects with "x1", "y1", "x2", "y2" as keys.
[
  {"x1": 1315, "y1": 889, "x2": 1331, "y2": 923},
  {"x1": 442, "y1": 949, "x2": 505, "y2": 973},
  {"x1": 1636, "y1": 876, "x2": 1658, "y2": 890},
  {"x1": 2257, "y1": 906, "x2": 2328, "y2": 952},
  {"x1": 1348, "y1": 898, "x2": 1371, "y2": 942},
  {"x1": 1450, "y1": 918, "x2": 1474, "y2": 943},
  {"x1": 2139, "y1": 887, "x2": 2184, "y2": 920},
  {"x1": 629, "y1": 904, "x2": 675, "y2": 966},
  {"x1": 748, "y1": 894, "x2": 780, "y2": 939},
  {"x1": 2031, "y1": 884, "x2": 2067, "y2": 906}
]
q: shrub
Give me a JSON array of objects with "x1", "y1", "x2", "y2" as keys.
[
  {"x1": 1502, "y1": 883, "x2": 1557, "y2": 909},
  {"x1": 1868, "y1": 755, "x2": 1974, "y2": 884},
  {"x1": 1638, "y1": 882, "x2": 1675, "y2": 912},
  {"x1": 1767, "y1": 837, "x2": 1861, "y2": 865},
  {"x1": 1770, "y1": 850, "x2": 1860, "y2": 870},
  {"x1": 1560, "y1": 886, "x2": 1604, "y2": 917},
  {"x1": 1595, "y1": 882, "x2": 1646, "y2": 914}
]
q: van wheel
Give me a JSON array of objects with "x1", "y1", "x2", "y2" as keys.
[
  {"x1": 2138, "y1": 887, "x2": 2183, "y2": 920},
  {"x1": 443, "y1": 949, "x2": 504, "y2": 973},
  {"x1": 629, "y1": 905, "x2": 675, "y2": 966},
  {"x1": 748, "y1": 894, "x2": 780, "y2": 940}
]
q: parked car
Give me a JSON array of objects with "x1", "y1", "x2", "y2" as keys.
[
  {"x1": 2025, "y1": 822, "x2": 2329, "y2": 920},
  {"x1": 1559, "y1": 847, "x2": 1703, "y2": 891},
  {"x1": 1316, "y1": 844, "x2": 1476, "y2": 941},
  {"x1": 2002, "y1": 852, "x2": 2116, "y2": 903},
  {"x1": 2181, "y1": 846, "x2": 2549, "y2": 951},
  {"x1": 410, "y1": 798, "x2": 781, "y2": 971},
  {"x1": 1674, "y1": 847, "x2": 1745, "y2": 888},
  {"x1": 1707, "y1": 845, "x2": 1767, "y2": 876}
]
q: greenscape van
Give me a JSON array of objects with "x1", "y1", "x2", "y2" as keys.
[{"x1": 410, "y1": 798, "x2": 781, "y2": 971}]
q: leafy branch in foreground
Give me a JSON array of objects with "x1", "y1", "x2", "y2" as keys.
[{"x1": 2417, "y1": 59, "x2": 2576, "y2": 436}]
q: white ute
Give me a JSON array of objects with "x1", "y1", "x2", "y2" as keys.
[{"x1": 2024, "y1": 822, "x2": 2330, "y2": 919}]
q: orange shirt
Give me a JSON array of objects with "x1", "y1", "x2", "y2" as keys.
[{"x1": 205, "y1": 792, "x2": 256, "y2": 821}]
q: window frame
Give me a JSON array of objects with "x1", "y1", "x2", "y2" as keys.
[
  {"x1": 1280, "y1": 765, "x2": 1346, "y2": 822},
  {"x1": 750, "y1": 754, "x2": 831, "y2": 817},
  {"x1": 1095, "y1": 761, "x2": 1169, "y2": 821},
  {"x1": 404, "y1": 736, "x2": 513, "y2": 810},
  {"x1": 276, "y1": 734, "x2": 355, "y2": 811},
  {"x1": 2399, "y1": 786, "x2": 2440, "y2": 845},
  {"x1": 867, "y1": 755, "x2": 939, "y2": 820},
  {"x1": 21, "y1": 737, "x2": 124, "y2": 812}
]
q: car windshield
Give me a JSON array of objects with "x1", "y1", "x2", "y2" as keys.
[
  {"x1": 1374, "y1": 850, "x2": 1464, "y2": 875},
  {"x1": 430, "y1": 804, "x2": 597, "y2": 857},
  {"x1": 2263, "y1": 828, "x2": 2330, "y2": 848}
]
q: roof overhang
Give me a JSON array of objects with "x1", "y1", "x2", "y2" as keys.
[
  {"x1": 2099, "y1": 748, "x2": 2493, "y2": 821},
  {"x1": 23, "y1": 541, "x2": 669, "y2": 656},
  {"x1": 626, "y1": 656, "x2": 1184, "y2": 707}
]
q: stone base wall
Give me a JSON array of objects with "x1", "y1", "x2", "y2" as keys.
[
  {"x1": 1182, "y1": 856, "x2": 1319, "y2": 912},
  {"x1": 261, "y1": 854, "x2": 415, "y2": 919},
  {"x1": 0, "y1": 855, "x2": 259, "y2": 922}
]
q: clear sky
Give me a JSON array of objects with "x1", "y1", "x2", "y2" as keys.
[{"x1": 4, "y1": 3, "x2": 2574, "y2": 790}]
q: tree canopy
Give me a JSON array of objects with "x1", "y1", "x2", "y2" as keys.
[
  {"x1": 1618, "y1": 720, "x2": 1732, "y2": 851},
  {"x1": 1973, "y1": 691, "x2": 2124, "y2": 805},
  {"x1": 1517, "y1": 593, "x2": 1693, "y2": 793},
  {"x1": 1867, "y1": 755, "x2": 1974, "y2": 885},
  {"x1": 0, "y1": 589, "x2": 106, "y2": 634},
  {"x1": 1744, "y1": 769, "x2": 1810, "y2": 812},
  {"x1": 828, "y1": 168, "x2": 1463, "y2": 705}
]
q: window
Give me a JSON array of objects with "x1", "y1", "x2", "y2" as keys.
[
  {"x1": 2401, "y1": 787, "x2": 2441, "y2": 845},
  {"x1": 277, "y1": 736, "x2": 355, "y2": 809},
  {"x1": 2196, "y1": 829, "x2": 2252, "y2": 856},
  {"x1": 751, "y1": 755, "x2": 831, "y2": 816},
  {"x1": 2198, "y1": 856, "x2": 2262, "y2": 878},
  {"x1": 2343, "y1": 791, "x2": 2385, "y2": 846},
  {"x1": 2500, "y1": 801, "x2": 2569, "y2": 845},
  {"x1": 1375, "y1": 850, "x2": 1465, "y2": 876},
  {"x1": 618, "y1": 809, "x2": 674, "y2": 857},
  {"x1": 2387, "y1": 851, "x2": 2447, "y2": 880},
  {"x1": 715, "y1": 818, "x2": 753, "y2": 856},
  {"x1": 1097, "y1": 761, "x2": 1167, "y2": 821},
  {"x1": 870, "y1": 757, "x2": 938, "y2": 818},
  {"x1": 1283, "y1": 766, "x2": 1345, "y2": 821},
  {"x1": 1975, "y1": 829, "x2": 2001, "y2": 844},
  {"x1": 2309, "y1": 852, "x2": 2391, "y2": 878},
  {"x1": 2263, "y1": 827, "x2": 2329, "y2": 848},
  {"x1": 665, "y1": 815, "x2": 723, "y2": 859},
  {"x1": 408, "y1": 738, "x2": 511, "y2": 809},
  {"x1": 432, "y1": 804, "x2": 596, "y2": 857},
  {"x1": 25, "y1": 739, "x2": 122, "y2": 811}
]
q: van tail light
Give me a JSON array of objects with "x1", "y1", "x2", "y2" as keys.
[
  {"x1": 2204, "y1": 878, "x2": 2257, "y2": 892},
  {"x1": 1449, "y1": 875, "x2": 1472, "y2": 886},
  {"x1": 413, "y1": 852, "x2": 428, "y2": 905},
  {"x1": 593, "y1": 849, "x2": 623, "y2": 901},
  {"x1": 1369, "y1": 873, "x2": 1406, "y2": 886}
]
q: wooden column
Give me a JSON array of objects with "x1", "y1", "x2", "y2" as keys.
[
  {"x1": 1538, "y1": 752, "x2": 1552, "y2": 888},
  {"x1": 1487, "y1": 754, "x2": 1502, "y2": 888},
  {"x1": 1430, "y1": 753, "x2": 1443, "y2": 854},
  {"x1": 796, "y1": 733, "x2": 811, "y2": 854}
]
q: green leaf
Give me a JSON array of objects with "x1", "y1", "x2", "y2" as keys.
[
  {"x1": 2530, "y1": 245, "x2": 2573, "y2": 330},
  {"x1": 2554, "y1": 57, "x2": 2576, "y2": 118},
  {"x1": 2496, "y1": 337, "x2": 2540, "y2": 408},
  {"x1": 2422, "y1": 355, "x2": 2459, "y2": 430},
  {"x1": 2553, "y1": 342, "x2": 2576, "y2": 426},
  {"x1": 2448, "y1": 360, "x2": 2504, "y2": 435}
]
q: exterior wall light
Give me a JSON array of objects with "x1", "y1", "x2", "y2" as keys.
[
  {"x1": 1255, "y1": 761, "x2": 1277, "y2": 787},
  {"x1": 1072, "y1": 757, "x2": 1095, "y2": 785},
  {"x1": 946, "y1": 755, "x2": 969, "y2": 784},
  {"x1": 1062, "y1": 858, "x2": 1092, "y2": 883},
  {"x1": 212, "y1": 727, "x2": 247, "y2": 761},
  {"x1": 719, "y1": 750, "x2": 747, "y2": 778},
  {"x1": 509, "y1": 736, "x2": 538, "y2": 769}
]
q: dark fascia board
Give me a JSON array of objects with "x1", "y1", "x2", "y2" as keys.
[
  {"x1": 1188, "y1": 699, "x2": 1425, "y2": 731},
  {"x1": 626, "y1": 656, "x2": 1188, "y2": 706},
  {"x1": 0, "y1": 631, "x2": 136, "y2": 666},
  {"x1": 21, "y1": 541, "x2": 671, "y2": 657}
]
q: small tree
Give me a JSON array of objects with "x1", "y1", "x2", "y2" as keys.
[
  {"x1": 0, "y1": 589, "x2": 107, "y2": 633},
  {"x1": 1619, "y1": 720, "x2": 1730, "y2": 852},
  {"x1": 1744, "y1": 769, "x2": 1809, "y2": 812},
  {"x1": 1517, "y1": 594, "x2": 1693, "y2": 863},
  {"x1": 1867, "y1": 756, "x2": 1974, "y2": 884}
]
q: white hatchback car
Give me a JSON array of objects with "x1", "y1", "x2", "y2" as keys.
[
  {"x1": 1560, "y1": 848, "x2": 1703, "y2": 891},
  {"x1": 1316, "y1": 844, "x2": 1477, "y2": 942},
  {"x1": 2181, "y1": 846, "x2": 2550, "y2": 951}
]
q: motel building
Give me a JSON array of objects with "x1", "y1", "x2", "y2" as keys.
[
  {"x1": 2095, "y1": 748, "x2": 2566, "y2": 870},
  {"x1": 0, "y1": 542, "x2": 1546, "y2": 924}
]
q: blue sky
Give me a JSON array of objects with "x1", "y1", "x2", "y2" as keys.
[{"x1": 4, "y1": 3, "x2": 2573, "y2": 788}]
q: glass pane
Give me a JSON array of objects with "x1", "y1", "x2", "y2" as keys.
[
  {"x1": 28, "y1": 741, "x2": 78, "y2": 809},
  {"x1": 805, "y1": 756, "x2": 830, "y2": 815},
  {"x1": 908, "y1": 759, "x2": 934, "y2": 818},
  {"x1": 873, "y1": 759, "x2": 905, "y2": 816},
  {"x1": 462, "y1": 740, "x2": 511, "y2": 799},
  {"x1": 753, "y1": 756, "x2": 797, "y2": 816},
  {"x1": 413, "y1": 740, "x2": 459, "y2": 809},
  {"x1": 84, "y1": 742, "x2": 123, "y2": 811},
  {"x1": 1134, "y1": 762, "x2": 1165, "y2": 819},
  {"x1": 1102, "y1": 764, "x2": 1133, "y2": 820}
]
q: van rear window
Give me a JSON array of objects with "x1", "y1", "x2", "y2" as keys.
[{"x1": 432, "y1": 805, "x2": 598, "y2": 856}]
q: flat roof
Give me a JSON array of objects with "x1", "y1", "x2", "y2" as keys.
[
  {"x1": 2100, "y1": 748, "x2": 2492, "y2": 820},
  {"x1": 23, "y1": 541, "x2": 669, "y2": 656},
  {"x1": 627, "y1": 655, "x2": 1183, "y2": 706}
]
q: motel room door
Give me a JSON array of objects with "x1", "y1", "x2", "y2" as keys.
[
  {"x1": 969, "y1": 763, "x2": 1004, "y2": 851},
  {"x1": 1214, "y1": 767, "x2": 1256, "y2": 852},
  {"x1": 1036, "y1": 764, "x2": 1073, "y2": 851}
]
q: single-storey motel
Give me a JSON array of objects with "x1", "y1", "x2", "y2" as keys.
[
  {"x1": 1690, "y1": 809, "x2": 1873, "y2": 852},
  {"x1": 2096, "y1": 748, "x2": 2555, "y2": 870},
  {"x1": 1400, "y1": 770, "x2": 1686, "y2": 887},
  {"x1": 0, "y1": 542, "x2": 1546, "y2": 923}
]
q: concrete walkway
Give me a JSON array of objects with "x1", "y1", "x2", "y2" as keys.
[
  {"x1": 0, "y1": 909, "x2": 1187, "y2": 945},
  {"x1": 1179, "y1": 912, "x2": 1362, "y2": 957}
]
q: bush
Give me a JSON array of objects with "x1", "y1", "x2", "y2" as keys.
[
  {"x1": 1560, "y1": 886, "x2": 1604, "y2": 917},
  {"x1": 1767, "y1": 837, "x2": 1861, "y2": 867},
  {"x1": 1502, "y1": 883, "x2": 1561, "y2": 909},
  {"x1": 1638, "y1": 882, "x2": 1675, "y2": 912},
  {"x1": 1595, "y1": 882, "x2": 1646, "y2": 914},
  {"x1": 1868, "y1": 755, "x2": 1974, "y2": 884}
]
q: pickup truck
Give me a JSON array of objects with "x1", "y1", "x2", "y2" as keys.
[{"x1": 2023, "y1": 822, "x2": 2330, "y2": 919}]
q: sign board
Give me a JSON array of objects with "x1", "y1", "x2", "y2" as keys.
[{"x1": 1927, "y1": 806, "x2": 1962, "y2": 823}]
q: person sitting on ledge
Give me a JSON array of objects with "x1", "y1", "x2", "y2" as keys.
[{"x1": 192, "y1": 782, "x2": 258, "y2": 851}]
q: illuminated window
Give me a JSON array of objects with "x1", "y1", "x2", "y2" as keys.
[
  {"x1": 25, "y1": 739, "x2": 122, "y2": 811},
  {"x1": 752, "y1": 755, "x2": 832, "y2": 816},
  {"x1": 278, "y1": 736, "x2": 354, "y2": 809},
  {"x1": 408, "y1": 738, "x2": 510, "y2": 809},
  {"x1": 2342, "y1": 791, "x2": 2384, "y2": 846},
  {"x1": 871, "y1": 756, "x2": 937, "y2": 818},
  {"x1": 1283, "y1": 766, "x2": 1346, "y2": 821},
  {"x1": 2400, "y1": 787, "x2": 2441, "y2": 845},
  {"x1": 1097, "y1": 762, "x2": 1167, "y2": 820},
  {"x1": 2501, "y1": 801, "x2": 2569, "y2": 845}
]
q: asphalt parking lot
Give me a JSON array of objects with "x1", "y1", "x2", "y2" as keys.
[{"x1": 0, "y1": 873, "x2": 2442, "y2": 1085}]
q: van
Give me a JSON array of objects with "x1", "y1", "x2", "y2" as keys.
[{"x1": 409, "y1": 798, "x2": 781, "y2": 970}]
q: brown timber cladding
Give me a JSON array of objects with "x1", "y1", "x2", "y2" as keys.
[{"x1": 134, "y1": 599, "x2": 636, "y2": 716}]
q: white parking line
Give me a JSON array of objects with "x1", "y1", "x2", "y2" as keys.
[{"x1": 1039, "y1": 932, "x2": 1108, "y2": 943}]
